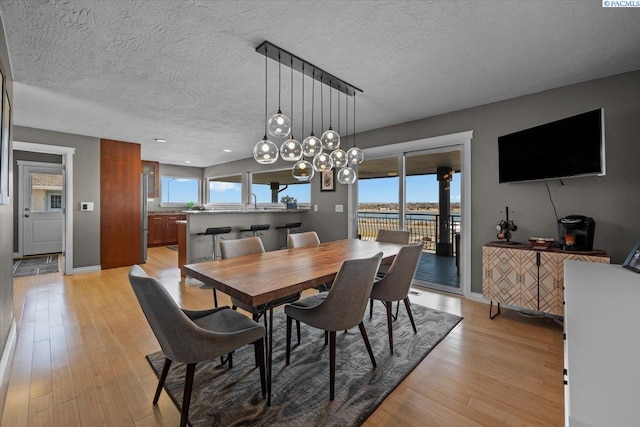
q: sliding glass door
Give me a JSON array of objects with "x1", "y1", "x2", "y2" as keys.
[{"x1": 357, "y1": 147, "x2": 462, "y2": 294}]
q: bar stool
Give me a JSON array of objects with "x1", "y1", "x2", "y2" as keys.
[
  {"x1": 276, "y1": 222, "x2": 302, "y2": 248},
  {"x1": 197, "y1": 226, "x2": 232, "y2": 306},
  {"x1": 239, "y1": 224, "x2": 270, "y2": 237}
]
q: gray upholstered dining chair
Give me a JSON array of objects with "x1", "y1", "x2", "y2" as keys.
[
  {"x1": 376, "y1": 229, "x2": 411, "y2": 245},
  {"x1": 376, "y1": 229, "x2": 411, "y2": 278},
  {"x1": 128, "y1": 265, "x2": 265, "y2": 427},
  {"x1": 220, "y1": 237, "x2": 301, "y2": 342},
  {"x1": 287, "y1": 231, "x2": 320, "y2": 248},
  {"x1": 284, "y1": 252, "x2": 383, "y2": 401},
  {"x1": 369, "y1": 242, "x2": 424, "y2": 354},
  {"x1": 287, "y1": 231, "x2": 330, "y2": 292}
]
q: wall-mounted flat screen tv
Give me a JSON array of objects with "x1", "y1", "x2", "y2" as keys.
[{"x1": 498, "y1": 108, "x2": 605, "y2": 183}]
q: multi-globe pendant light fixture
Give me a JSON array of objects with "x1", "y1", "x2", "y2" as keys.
[
  {"x1": 346, "y1": 93, "x2": 364, "y2": 166},
  {"x1": 292, "y1": 63, "x2": 314, "y2": 182},
  {"x1": 253, "y1": 45, "x2": 279, "y2": 164},
  {"x1": 254, "y1": 41, "x2": 363, "y2": 183},
  {"x1": 330, "y1": 85, "x2": 348, "y2": 169},
  {"x1": 338, "y1": 92, "x2": 359, "y2": 185},
  {"x1": 280, "y1": 57, "x2": 302, "y2": 162},
  {"x1": 302, "y1": 69, "x2": 322, "y2": 159}
]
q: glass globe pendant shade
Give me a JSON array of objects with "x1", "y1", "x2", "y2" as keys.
[
  {"x1": 302, "y1": 134, "x2": 322, "y2": 157},
  {"x1": 321, "y1": 127, "x2": 340, "y2": 150},
  {"x1": 347, "y1": 146, "x2": 364, "y2": 165},
  {"x1": 313, "y1": 152, "x2": 334, "y2": 172},
  {"x1": 337, "y1": 166, "x2": 357, "y2": 185},
  {"x1": 330, "y1": 148, "x2": 348, "y2": 168},
  {"x1": 267, "y1": 109, "x2": 291, "y2": 138},
  {"x1": 253, "y1": 136, "x2": 279, "y2": 164},
  {"x1": 280, "y1": 136, "x2": 302, "y2": 161},
  {"x1": 292, "y1": 159, "x2": 315, "y2": 182}
]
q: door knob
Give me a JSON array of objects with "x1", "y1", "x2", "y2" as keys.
[{"x1": 25, "y1": 214, "x2": 30, "y2": 217}]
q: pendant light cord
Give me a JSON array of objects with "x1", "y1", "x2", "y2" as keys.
[
  {"x1": 290, "y1": 57, "x2": 294, "y2": 136},
  {"x1": 320, "y1": 73, "x2": 324, "y2": 132},
  {"x1": 311, "y1": 69, "x2": 315, "y2": 134},
  {"x1": 337, "y1": 84, "x2": 340, "y2": 135},
  {"x1": 278, "y1": 53, "x2": 282, "y2": 112},
  {"x1": 353, "y1": 93, "x2": 357, "y2": 148},
  {"x1": 301, "y1": 63, "x2": 305, "y2": 137},
  {"x1": 329, "y1": 80, "x2": 333, "y2": 128},
  {"x1": 264, "y1": 46, "x2": 268, "y2": 136},
  {"x1": 346, "y1": 89, "x2": 349, "y2": 148}
]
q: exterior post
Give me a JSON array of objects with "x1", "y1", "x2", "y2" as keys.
[{"x1": 436, "y1": 167, "x2": 453, "y2": 256}]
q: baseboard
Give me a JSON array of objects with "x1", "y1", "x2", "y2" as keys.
[
  {"x1": 0, "y1": 320, "x2": 17, "y2": 421},
  {"x1": 12, "y1": 252, "x2": 20, "y2": 259},
  {"x1": 469, "y1": 291, "x2": 489, "y2": 303},
  {"x1": 71, "y1": 265, "x2": 101, "y2": 275}
]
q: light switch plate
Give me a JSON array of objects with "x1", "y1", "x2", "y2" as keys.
[
  {"x1": 314, "y1": 204, "x2": 318, "y2": 212},
  {"x1": 80, "y1": 202, "x2": 94, "y2": 211},
  {"x1": 335, "y1": 204, "x2": 343, "y2": 213}
]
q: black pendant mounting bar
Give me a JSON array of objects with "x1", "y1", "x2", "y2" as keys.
[{"x1": 256, "y1": 41, "x2": 363, "y2": 97}]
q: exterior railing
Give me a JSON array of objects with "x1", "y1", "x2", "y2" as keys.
[{"x1": 357, "y1": 211, "x2": 461, "y2": 254}]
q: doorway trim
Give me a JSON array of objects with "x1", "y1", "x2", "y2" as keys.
[
  {"x1": 14, "y1": 141, "x2": 75, "y2": 275},
  {"x1": 355, "y1": 130, "x2": 473, "y2": 298}
]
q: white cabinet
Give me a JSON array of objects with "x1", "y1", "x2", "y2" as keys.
[{"x1": 564, "y1": 261, "x2": 640, "y2": 427}]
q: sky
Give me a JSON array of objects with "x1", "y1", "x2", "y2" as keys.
[
  {"x1": 359, "y1": 172, "x2": 461, "y2": 203},
  {"x1": 163, "y1": 172, "x2": 461, "y2": 204}
]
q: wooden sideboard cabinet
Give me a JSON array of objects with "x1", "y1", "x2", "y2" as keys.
[
  {"x1": 148, "y1": 214, "x2": 185, "y2": 246},
  {"x1": 482, "y1": 243, "x2": 609, "y2": 317}
]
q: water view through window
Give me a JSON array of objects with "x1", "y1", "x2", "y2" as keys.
[{"x1": 358, "y1": 173, "x2": 461, "y2": 252}]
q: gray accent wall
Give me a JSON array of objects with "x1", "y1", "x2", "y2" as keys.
[
  {"x1": 13, "y1": 126, "x2": 101, "y2": 269},
  {"x1": 0, "y1": 13, "x2": 13, "y2": 419},
  {"x1": 206, "y1": 71, "x2": 640, "y2": 294},
  {"x1": 356, "y1": 71, "x2": 640, "y2": 293}
]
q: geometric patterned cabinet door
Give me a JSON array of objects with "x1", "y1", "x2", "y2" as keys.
[
  {"x1": 483, "y1": 246, "x2": 537, "y2": 311},
  {"x1": 539, "y1": 252, "x2": 610, "y2": 315},
  {"x1": 483, "y1": 244, "x2": 609, "y2": 317}
]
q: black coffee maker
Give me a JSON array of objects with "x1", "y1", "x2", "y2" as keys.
[{"x1": 557, "y1": 215, "x2": 595, "y2": 251}]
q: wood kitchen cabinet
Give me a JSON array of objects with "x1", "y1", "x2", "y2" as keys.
[
  {"x1": 148, "y1": 214, "x2": 185, "y2": 246},
  {"x1": 482, "y1": 242, "x2": 609, "y2": 317}
]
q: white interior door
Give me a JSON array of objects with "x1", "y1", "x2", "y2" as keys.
[{"x1": 22, "y1": 164, "x2": 64, "y2": 256}]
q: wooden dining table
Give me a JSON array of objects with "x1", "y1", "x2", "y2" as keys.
[{"x1": 183, "y1": 238, "x2": 403, "y2": 405}]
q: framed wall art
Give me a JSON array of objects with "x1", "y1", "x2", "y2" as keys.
[{"x1": 320, "y1": 169, "x2": 335, "y2": 192}]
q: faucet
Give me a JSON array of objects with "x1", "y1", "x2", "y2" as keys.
[{"x1": 249, "y1": 193, "x2": 257, "y2": 210}]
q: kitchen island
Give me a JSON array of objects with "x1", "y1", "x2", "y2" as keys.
[{"x1": 179, "y1": 208, "x2": 309, "y2": 276}]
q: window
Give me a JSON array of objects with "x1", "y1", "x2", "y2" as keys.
[
  {"x1": 160, "y1": 176, "x2": 200, "y2": 205},
  {"x1": 251, "y1": 169, "x2": 310, "y2": 204},
  {"x1": 208, "y1": 175, "x2": 242, "y2": 203},
  {"x1": 47, "y1": 193, "x2": 62, "y2": 211}
]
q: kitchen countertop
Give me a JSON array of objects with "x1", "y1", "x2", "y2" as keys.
[
  {"x1": 147, "y1": 211, "x2": 185, "y2": 215},
  {"x1": 185, "y1": 209, "x2": 309, "y2": 214}
]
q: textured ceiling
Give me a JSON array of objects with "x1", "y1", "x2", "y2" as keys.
[{"x1": 1, "y1": 1, "x2": 639, "y2": 168}]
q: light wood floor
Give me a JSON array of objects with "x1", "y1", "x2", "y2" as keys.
[{"x1": 2, "y1": 247, "x2": 564, "y2": 426}]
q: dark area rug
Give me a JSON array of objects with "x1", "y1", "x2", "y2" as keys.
[
  {"x1": 13, "y1": 254, "x2": 59, "y2": 277},
  {"x1": 146, "y1": 303, "x2": 462, "y2": 426}
]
